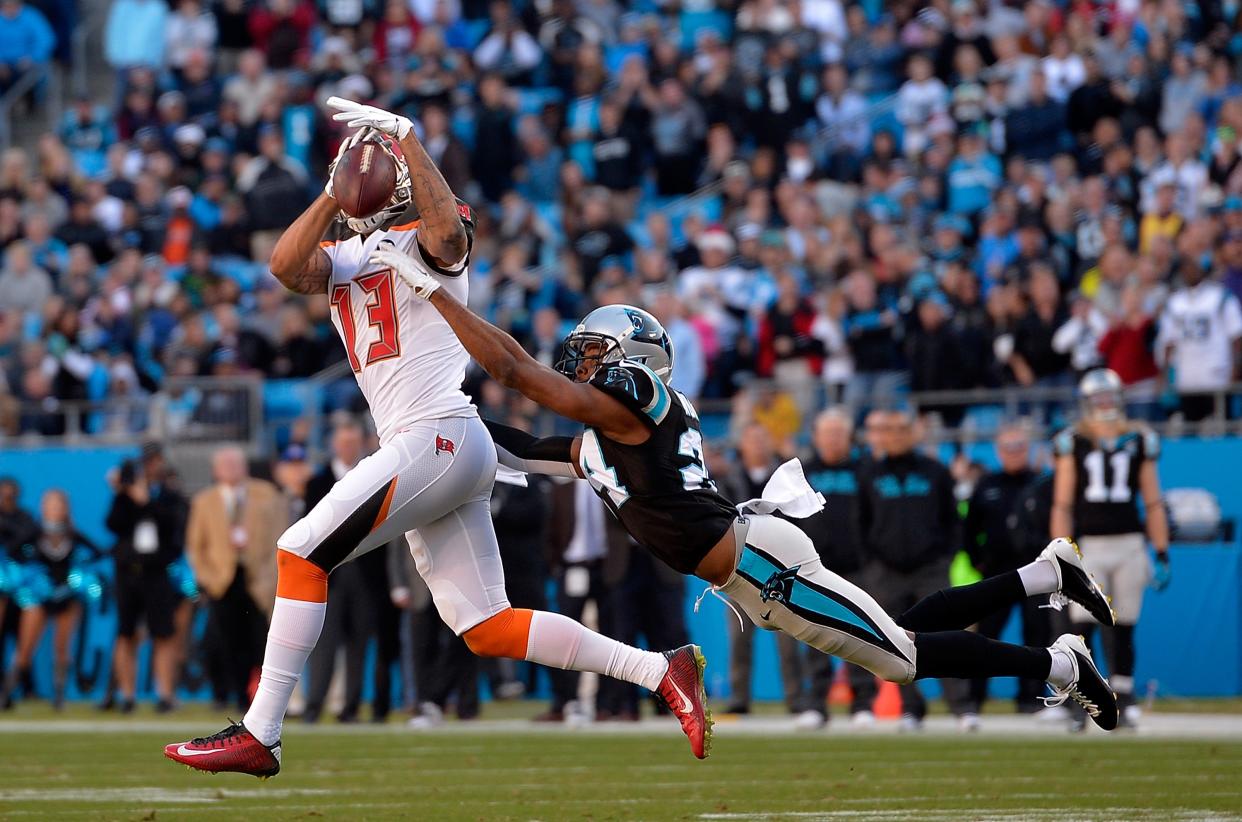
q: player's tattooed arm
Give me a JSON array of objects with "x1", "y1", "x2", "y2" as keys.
[
  {"x1": 397, "y1": 132, "x2": 468, "y2": 269},
  {"x1": 425, "y1": 288, "x2": 649, "y2": 444},
  {"x1": 269, "y1": 194, "x2": 339, "y2": 294}
]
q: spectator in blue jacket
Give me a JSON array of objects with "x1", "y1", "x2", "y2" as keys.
[
  {"x1": 0, "y1": 0, "x2": 52, "y2": 91},
  {"x1": 947, "y1": 127, "x2": 1002, "y2": 217},
  {"x1": 104, "y1": 0, "x2": 167, "y2": 73}
]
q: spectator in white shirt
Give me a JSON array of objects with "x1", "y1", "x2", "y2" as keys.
[
  {"x1": 801, "y1": 0, "x2": 846, "y2": 62},
  {"x1": 896, "y1": 53, "x2": 948, "y2": 157},
  {"x1": 164, "y1": 0, "x2": 217, "y2": 71},
  {"x1": 1145, "y1": 131, "x2": 1209, "y2": 220},
  {"x1": 474, "y1": 1, "x2": 542, "y2": 83},
  {"x1": 816, "y1": 63, "x2": 870, "y2": 159},
  {"x1": 1052, "y1": 290, "x2": 1108, "y2": 373},
  {"x1": 1157, "y1": 260, "x2": 1242, "y2": 421},
  {"x1": 1040, "y1": 36, "x2": 1085, "y2": 102}
]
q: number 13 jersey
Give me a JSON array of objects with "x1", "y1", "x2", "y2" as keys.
[
  {"x1": 579, "y1": 360, "x2": 738, "y2": 574},
  {"x1": 1054, "y1": 424, "x2": 1159, "y2": 536},
  {"x1": 320, "y1": 215, "x2": 477, "y2": 444}
]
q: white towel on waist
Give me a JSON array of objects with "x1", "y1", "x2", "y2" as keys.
[{"x1": 737, "y1": 458, "x2": 824, "y2": 519}]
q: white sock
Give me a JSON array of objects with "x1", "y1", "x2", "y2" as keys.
[
  {"x1": 243, "y1": 597, "x2": 327, "y2": 746},
  {"x1": 526, "y1": 611, "x2": 669, "y2": 691},
  {"x1": 1047, "y1": 647, "x2": 1074, "y2": 689},
  {"x1": 1018, "y1": 558, "x2": 1060, "y2": 597}
]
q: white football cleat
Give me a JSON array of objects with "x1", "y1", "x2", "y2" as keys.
[
  {"x1": 850, "y1": 709, "x2": 876, "y2": 729},
  {"x1": 1040, "y1": 538, "x2": 1116, "y2": 626},
  {"x1": 406, "y1": 702, "x2": 444, "y2": 730},
  {"x1": 957, "y1": 712, "x2": 981, "y2": 733},
  {"x1": 793, "y1": 709, "x2": 827, "y2": 731},
  {"x1": 1044, "y1": 634, "x2": 1119, "y2": 731}
]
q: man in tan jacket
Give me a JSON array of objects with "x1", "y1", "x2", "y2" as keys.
[{"x1": 187, "y1": 446, "x2": 287, "y2": 710}]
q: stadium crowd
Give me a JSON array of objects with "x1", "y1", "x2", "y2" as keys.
[
  {"x1": 0, "y1": 0, "x2": 1241, "y2": 436},
  {"x1": 0, "y1": 0, "x2": 1238, "y2": 723}
]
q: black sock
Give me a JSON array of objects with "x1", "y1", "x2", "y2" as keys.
[
  {"x1": 898, "y1": 571, "x2": 1026, "y2": 632},
  {"x1": 913, "y1": 631, "x2": 1052, "y2": 681},
  {"x1": 1111, "y1": 624, "x2": 1135, "y2": 684}
]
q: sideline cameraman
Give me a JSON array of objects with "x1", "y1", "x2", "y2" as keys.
[{"x1": 104, "y1": 443, "x2": 188, "y2": 712}]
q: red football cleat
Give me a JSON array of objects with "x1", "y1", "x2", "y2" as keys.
[
  {"x1": 655, "y1": 644, "x2": 713, "y2": 759},
  {"x1": 164, "y1": 721, "x2": 281, "y2": 778}
]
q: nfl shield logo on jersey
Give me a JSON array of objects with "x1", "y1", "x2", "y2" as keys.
[{"x1": 435, "y1": 435, "x2": 455, "y2": 456}]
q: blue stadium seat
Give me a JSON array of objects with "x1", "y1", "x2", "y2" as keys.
[
  {"x1": 516, "y1": 87, "x2": 564, "y2": 116},
  {"x1": 961, "y1": 404, "x2": 1005, "y2": 437},
  {"x1": 679, "y1": 10, "x2": 732, "y2": 50},
  {"x1": 264, "y1": 379, "x2": 323, "y2": 423},
  {"x1": 605, "y1": 43, "x2": 647, "y2": 76}
]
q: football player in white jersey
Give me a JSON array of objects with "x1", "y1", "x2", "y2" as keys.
[{"x1": 164, "y1": 98, "x2": 711, "y2": 778}]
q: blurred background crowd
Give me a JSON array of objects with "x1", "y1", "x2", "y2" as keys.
[
  {"x1": 1, "y1": 0, "x2": 1242, "y2": 439},
  {"x1": 2, "y1": 0, "x2": 1242, "y2": 723}
]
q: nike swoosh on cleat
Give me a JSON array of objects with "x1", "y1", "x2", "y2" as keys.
[
  {"x1": 176, "y1": 745, "x2": 224, "y2": 757},
  {"x1": 667, "y1": 678, "x2": 694, "y2": 715}
]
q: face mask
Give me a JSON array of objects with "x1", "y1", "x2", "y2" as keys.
[{"x1": 44, "y1": 521, "x2": 66, "y2": 535}]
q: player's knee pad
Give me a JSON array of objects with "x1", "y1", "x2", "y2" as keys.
[
  {"x1": 275, "y1": 549, "x2": 329, "y2": 603},
  {"x1": 462, "y1": 607, "x2": 532, "y2": 659}
]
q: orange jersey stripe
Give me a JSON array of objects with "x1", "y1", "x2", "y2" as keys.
[{"x1": 371, "y1": 477, "x2": 399, "y2": 533}]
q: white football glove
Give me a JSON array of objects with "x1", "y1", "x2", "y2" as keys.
[
  {"x1": 327, "y1": 96, "x2": 413, "y2": 141},
  {"x1": 370, "y1": 247, "x2": 439, "y2": 300},
  {"x1": 324, "y1": 126, "x2": 379, "y2": 200}
]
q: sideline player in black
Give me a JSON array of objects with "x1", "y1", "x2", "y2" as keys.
[
  {"x1": 962, "y1": 422, "x2": 1050, "y2": 715},
  {"x1": 375, "y1": 245, "x2": 1125, "y2": 735},
  {"x1": 1052, "y1": 368, "x2": 1169, "y2": 729}
]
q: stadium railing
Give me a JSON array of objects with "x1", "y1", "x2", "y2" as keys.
[
  {"x1": 4, "y1": 376, "x2": 263, "y2": 447},
  {"x1": 687, "y1": 382, "x2": 1242, "y2": 445},
  {"x1": 0, "y1": 60, "x2": 58, "y2": 151}
]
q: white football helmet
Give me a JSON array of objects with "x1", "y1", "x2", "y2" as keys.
[
  {"x1": 1079, "y1": 368, "x2": 1125, "y2": 422},
  {"x1": 556, "y1": 304, "x2": 675, "y2": 384}
]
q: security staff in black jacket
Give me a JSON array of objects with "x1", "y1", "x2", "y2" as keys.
[
  {"x1": 858, "y1": 410, "x2": 960, "y2": 726},
  {"x1": 794, "y1": 409, "x2": 878, "y2": 727},
  {"x1": 718, "y1": 422, "x2": 809, "y2": 716},
  {"x1": 961, "y1": 423, "x2": 1051, "y2": 713},
  {"x1": 105, "y1": 445, "x2": 189, "y2": 712}
]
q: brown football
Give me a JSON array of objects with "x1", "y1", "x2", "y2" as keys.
[{"x1": 332, "y1": 140, "x2": 398, "y2": 219}]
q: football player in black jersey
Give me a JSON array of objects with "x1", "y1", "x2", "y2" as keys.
[
  {"x1": 378, "y1": 248, "x2": 1128, "y2": 735},
  {"x1": 1052, "y1": 368, "x2": 1170, "y2": 729}
]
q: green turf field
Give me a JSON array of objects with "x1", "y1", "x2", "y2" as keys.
[{"x1": 2, "y1": 717, "x2": 1242, "y2": 820}]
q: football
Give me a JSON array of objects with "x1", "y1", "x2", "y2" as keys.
[{"x1": 332, "y1": 140, "x2": 398, "y2": 219}]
